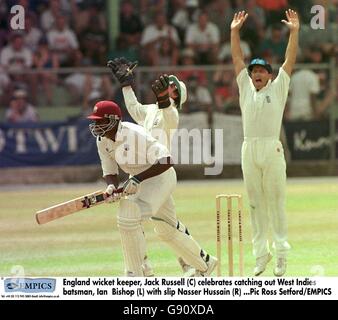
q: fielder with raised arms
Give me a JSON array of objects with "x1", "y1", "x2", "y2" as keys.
[
  {"x1": 87, "y1": 100, "x2": 217, "y2": 277},
  {"x1": 230, "y1": 10, "x2": 299, "y2": 276}
]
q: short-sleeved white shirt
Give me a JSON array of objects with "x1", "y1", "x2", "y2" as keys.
[
  {"x1": 236, "y1": 67, "x2": 290, "y2": 138},
  {"x1": 289, "y1": 69, "x2": 320, "y2": 120},
  {"x1": 218, "y1": 40, "x2": 251, "y2": 61},
  {"x1": 140, "y1": 25, "x2": 180, "y2": 46},
  {"x1": 47, "y1": 28, "x2": 79, "y2": 50},
  {"x1": 5, "y1": 104, "x2": 38, "y2": 123},
  {"x1": 0, "y1": 45, "x2": 33, "y2": 68},
  {"x1": 185, "y1": 22, "x2": 220, "y2": 47},
  {"x1": 97, "y1": 121, "x2": 171, "y2": 177}
]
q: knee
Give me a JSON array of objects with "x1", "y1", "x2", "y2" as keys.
[
  {"x1": 117, "y1": 199, "x2": 141, "y2": 231},
  {"x1": 245, "y1": 185, "x2": 259, "y2": 201},
  {"x1": 247, "y1": 196, "x2": 259, "y2": 210},
  {"x1": 153, "y1": 220, "x2": 175, "y2": 242},
  {"x1": 265, "y1": 190, "x2": 285, "y2": 209}
]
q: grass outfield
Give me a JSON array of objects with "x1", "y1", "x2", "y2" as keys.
[{"x1": 0, "y1": 178, "x2": 337, "y2": 277}]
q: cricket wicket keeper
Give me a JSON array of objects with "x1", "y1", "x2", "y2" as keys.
[{"x1": 107, "y1": 57, "x2": 193, "y2": 275}]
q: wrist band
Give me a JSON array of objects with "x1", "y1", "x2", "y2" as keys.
[{"x1": 132, "y1": 176, "x2": 142, "y2": 183}]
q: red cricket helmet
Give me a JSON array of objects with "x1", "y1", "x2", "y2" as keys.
[
  {"x1": 87, "y1": 101, "x2": 122, "y2": 138},
  {"x1": 87, "y1": 100, "x2": 122, "y2": 120}
]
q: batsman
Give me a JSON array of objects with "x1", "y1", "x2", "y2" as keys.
[
  {"x1": 231, "y1": 10, "x2": 299, "y2": 276},
  {"x1": 87, "y1": 100, "x2": 217, "y2": 277}
]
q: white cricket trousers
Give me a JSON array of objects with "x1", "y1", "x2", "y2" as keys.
[
  {"x1": 119, "y1": 167, "x2": 209, "y2": 275},
  {"x1": 117, "y1": 167, "x2": 177, "y2": 275},
  {"x1": 241, "y1": 137, "x2": 291, "y2": 258},
  {"x1": 132, "y1": 166, "x2": 177, "y2": 220}
]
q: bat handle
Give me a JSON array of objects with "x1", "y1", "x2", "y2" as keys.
[{"x1": 114, "y1": 187, "x2": 124, "y2": 194}]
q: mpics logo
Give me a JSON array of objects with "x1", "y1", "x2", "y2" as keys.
[{"x1": 4, "y1": 278, "x2": 56, "y2": 293}]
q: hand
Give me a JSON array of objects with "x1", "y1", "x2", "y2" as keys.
[
  {"x1": 105, "y1": 184, "x2": 122, "y2": 203},
  {"x1": 151, "y1": 74, "x2": 170, "y2": 109},
  {"x1": 122, "y1": 176, "x2": 141, "y2": 196},
  {"x1": 230, "y1": 11, "x2": 248, "y2": 31},
  {"x1": 107, "y1": 58, "x2": 138, "y2": 87},
  {"x1": 107, "y1": 57, "x2": 134, "y2": 71},
  {"x1": 107, "y1": 58, "x2": 119, "y2": 73},
  {"x1": 105, "y1": 192, "x2": 122, "y2": 203},
  {"x1": 281, "y1": 9, "x2": 299, "y2": 32},
  {"x1": 116, "y1": 63, "x2": 137, "y2": 87}
]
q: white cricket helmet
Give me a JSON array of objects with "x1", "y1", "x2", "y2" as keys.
[{"x1": 168, "y1": 75, "x2": 187, "y2": 109}]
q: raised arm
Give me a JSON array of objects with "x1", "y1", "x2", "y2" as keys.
[
  {"x1": 122, "y1": 86, "x2": 148, "y2": 124},
  {"x1": 230, "y1": 11, "x2": 248, "y2": 76},
  {"x1": 107, "y1": 58, "x2": 148, "y2": 124},
  {"x1": 281, "y1": 9, "x2": 299, "y2": 76}
]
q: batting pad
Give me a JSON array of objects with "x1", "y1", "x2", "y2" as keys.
[
  {"x1": 117, "y1": 199, "x2": 145, "y2": 276},
  {"x1": 153, "y1": 219, "x2": 208, "y2": 272}
]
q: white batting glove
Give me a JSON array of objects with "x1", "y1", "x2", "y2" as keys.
[
  {"x1": 122, "y1": 176, "x2": 141, "y2": 195},
  {"x1": 105, "y1": 184, "x2": 122, "y2": 203}
]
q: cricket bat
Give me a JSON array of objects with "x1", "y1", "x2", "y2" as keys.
[{"x1": 36, "y1": 188, "x2": 123, "y2": 225}]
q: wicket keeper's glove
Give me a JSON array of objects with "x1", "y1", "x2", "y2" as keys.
[
  {"x1": 107, "y1": 58, "x2": 138, "y2": 88},
  {"x1": 151, "y1": 74, "x2": 171, "y2": 109}
]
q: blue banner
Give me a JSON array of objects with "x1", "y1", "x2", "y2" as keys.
[
  {"x1": 284, "y1": 119, "x2": 338, "y2": 160},
  {"x1": 0, "y1": 119, "x2": 100, "y2": 168}
]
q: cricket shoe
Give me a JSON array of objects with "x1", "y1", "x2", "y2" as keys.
[
  {"x1": 273, "y1": 257, "x2": 287, "y2": 277},
  {"x1": 178, "y1": 257, "x2": 194, "y2": 274},
  {"x1": 254, "y1": 253, "x2": 273, "y2": 276},
  {"x1": 142, "y1": 258, "x2": 154, "y2": 277},
  {"x1": 186, "y1": 255, "x2": 218, "y2": 277}
]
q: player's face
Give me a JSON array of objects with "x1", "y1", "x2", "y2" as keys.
[
  {"x1": 251, "y1": 66, "x2": 272, "y2": 90},
  {"x1": 169, "y1": 83, "x2": 179, "y2": 100},
  {"x1": 89, "y1": 118, "x2": 116, "y2": 139},
  {"x1": 95, "y1": 118, "x2": 109, "y2": 127}
]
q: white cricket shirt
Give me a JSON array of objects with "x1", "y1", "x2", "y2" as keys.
[
  {"x1": 96, "y1": 121, "x2": 171, "y2": 177},
  {"x1": 236, "y1": 67, "x2": 290, "y2": 139},
  {"x1": 289, "y1": 69, "x2": 320, "y2": 120}
]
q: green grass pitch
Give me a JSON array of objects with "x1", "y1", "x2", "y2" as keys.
[{"x1": 0, "y1": 178, "x2": 337, "y2": 277}]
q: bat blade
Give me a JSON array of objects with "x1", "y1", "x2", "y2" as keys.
[{"x1": 36, "y1": 190, "x2": 107, "y2": 225}]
